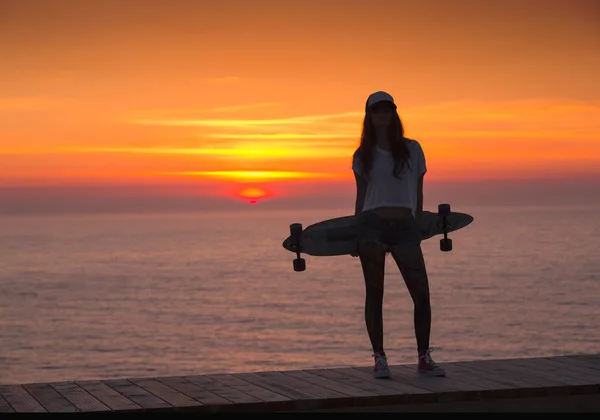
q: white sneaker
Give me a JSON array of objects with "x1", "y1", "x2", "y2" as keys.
[
  {"x1": 418, "y1": 347, "x2": 446, "y2": 377},
  {"x1": 373, "y1": 351, "x2": 391, "y2": 378}
]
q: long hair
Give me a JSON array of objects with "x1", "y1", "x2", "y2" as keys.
[{"x1": 355, "y1": 105, "x2": 411, "y2": 180}]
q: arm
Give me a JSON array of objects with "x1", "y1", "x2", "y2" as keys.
[
  {"x1": 414, "y1": 140, "x2": 427, "y2": 225},
  {"x1": 354, "y1": 171, "x2": 367, "y2": 215},
  {"x1": 415, "y1": 173, "x2": 424, "y2": 223}
]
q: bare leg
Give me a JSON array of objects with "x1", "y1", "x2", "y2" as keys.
[
  {"x1": 358, "y1": 239, "x2": 387, "y2": 353},
  {"x1": 390, "y1": 243, "x2": 431, "y2": 352}
]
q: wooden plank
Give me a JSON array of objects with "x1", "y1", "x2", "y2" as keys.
[
  {"x1": 349, "y1": 365, "x2": 480, "y2": 403},
  {"x1": 580, "y1": 353, "x2": 600, "y2": 360},
  {"x1": 23, "y1": 383, "x2": 79, "y2": 412},
  {"x1": 461, "y1": 360, "x2": 547, "y2": 388},
  {"x1": 457, "y1": 359, "x2": 549, "y2": 386},
  {"x1": 569, "y1": 354, "x2": 600, "y2": 364},
  {"x1": 268, "y1": 372, "x2": 352, "y2": 401},
  {"x1": 155, "y1": 376, "x2": 233, "y2": 407},
  {"x1": 183, "y1": 375, "x2": 264, "y2": 407},
  {"x1": 206, "y1": 374, "x2": 290, "y2": 406},
  {"x1": 498, "y1": 358, "x2": 583, "y2": 386},
  {"x1": 455, "y1": 359, "x2": 561, "y2": 397},
  {"x1": 535, "y1": 357, "x2": 600, "y2": 388},
  {"x1": 50, "y1": 381, "x2": 110, "y2": 412},
  {"x1": 103, "y1": 379, "x2": 172, "y2": 410},
  {"x1": 524, "y1": 356, "x2": 599, "y2": 380},
  {"x1": 563, "y1": 355, "x2": 600, "y2": 372},
  {"x1": 0, "y1": 393, "x2": 14, "y2": 413},
  {"x1": 336, "y1": 366, "x2": 435, "y2": 395},
  {"x1": 306, "y1": 367, "x2": 433, "y2": 407},
  {"x1": 257, "y1": 370, "x2": 351, "y2": 400},
  {"x1": 76, "y1": 380, "x2": 141, "y2": 412},
  {"x1": 128, "y1": 378, "x2": 202, "y2": 410},
  {"x1": 283, "y1": 370, "x2": 378, "y2": 399},
  {"x1": 0, "y1": 385, "x2": 46, "y2": 413},
  {"x1": 233, "y1": 372, "x2": 315, "y2": 400},
  {"x1": 441, "y1": 362, "x2": 526, "y2": 399},
  {"x1": 400, "y1": 365, "x2": 487, "y2": 393},
  {"x1": 235, "y1": 371, "x2": 353, "y2": 411},
  {"x1": 306, "y1": 367, "x2": 405, "y2": 396},
  {"x1": 233, "y1": 372, "x2": 326, "y2": 412}
]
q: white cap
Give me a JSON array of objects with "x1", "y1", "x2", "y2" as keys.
[{"x1": 366, "y1": 91, "x2": 396, "y2": 110}]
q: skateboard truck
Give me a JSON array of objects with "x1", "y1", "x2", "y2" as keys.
[
  {"x1": 289, "y1": 223, "x2": 306, "y2": 271},
  {"x1": 438, "y1": 203, "x2": 453, "y2": 252}
]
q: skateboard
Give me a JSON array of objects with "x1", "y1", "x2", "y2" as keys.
[{"x1": 282, "y1": 203, "x2": 474, "y2": 272}]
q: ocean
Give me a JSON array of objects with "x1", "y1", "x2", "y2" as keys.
[{"x1": 1, "y1": 203, "x2": 599, "y2": 385}]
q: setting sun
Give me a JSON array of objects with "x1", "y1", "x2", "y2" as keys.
[
  {"x1": 239, "y1": 187, "x2": 267, "y2": 198},
  {"x1": 236, "y1": 187, "x2": 270, "y2": 204}
]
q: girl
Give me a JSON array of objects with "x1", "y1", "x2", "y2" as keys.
[{"x1": 352, "y1": 91, "x2": 445, "y2": 378}]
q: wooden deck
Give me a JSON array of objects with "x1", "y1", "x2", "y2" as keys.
[{"x1": 1, "y1": 353, "x2": 599, "y2": 413}]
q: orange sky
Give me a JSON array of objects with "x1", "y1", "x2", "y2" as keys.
[{"x1": 1, "y1": 0, "x2": 599, "y2": 203}]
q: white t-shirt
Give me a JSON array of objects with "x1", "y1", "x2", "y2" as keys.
[{"x1": 352, "y1": 138, "x2": 427, "y2": 217}]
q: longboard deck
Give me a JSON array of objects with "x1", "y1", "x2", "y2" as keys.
[{"x1": 282, "y1": 210, "x2": 474, "y2": 257}]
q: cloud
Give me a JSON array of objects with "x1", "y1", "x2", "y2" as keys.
[
  {"x1": 207, "y1": 102, "x2": 281, "y2": 113},
  {"x1": 402, "y1": 98, "x2": 600, "y2": 129},
  {"x1": 0, "y1": 96, "x2": 66, "y2": 111},
  {"x1": 419, "y1": 130, "x2": 599, "y2": 139},
  {"x1": 122, "y1": 109, "x2": 363, "y2": 160},
  {"x1": 133, "y1": 111, "x2": 362, "y2": 127},
  {"x1": 131, "y1": 99, "x2": 600, "y2": 143},
  {"x1": 124, "y1": 102, "x2": 282, "y2": 120},
  {"x1": 158, "y1": 170, "x2": 350, "y2": 182},
  {"x1": 64, "y1": 144, "x2": 350, "y2": 159},
  {"x1": 399, "y1": 98, "x2": 600, "y2": 161},
  {"x1": 5, "y1": 98, "x2": 597, "y2": 184},
  {"x1": 209, "y1": 133, "x2": 353, "y2": 140},
  {"x1": 123, "y1": 98, "x2": 600, "y2": 167}
]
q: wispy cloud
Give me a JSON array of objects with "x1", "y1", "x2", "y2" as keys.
[
  {"x1": 124, "y1": 102, "x2": 280, "y2": 121},
  {"x1": 403, "y1": 99, "x2": 600, "y2": 127},
  {"x1": 0, "y1": 96, "x2": 66, "y2": 111},
  {"x1": 124, "y1": 102, "x2": 284, "y2": 121},
  {"x1": 207, "y1": 102, "x2": 281, "y2": 113},
  {"x1": 65, "y1": 145, "x2": 350, "y2": 159},
  {"x1": 133, "y1": 111, "x2": 362, "y2": 127},
  {"x1": 6, "y1": 98, "x2": 597, "y2": 186},
  {"x1": 396, "y1": 98, "x2": 600, "y2": 162},
  {"x1": 52, "y1": 98, "x2": 600, "y2": 168},
  {"x1": 158, "y1": 171, "x2": 350, "y2": 182},
  {"x1": 419, "y1": 130, "x2": 600, "y2": 139},
  {"x1": 209, "y1": 133, "x2": 353, "y2": 140}
]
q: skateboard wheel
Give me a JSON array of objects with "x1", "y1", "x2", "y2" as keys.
[
  {"x1": 438, "y1": 203, "x2": 451, "y2": 216},
  {"x1": 290, "y1": 223, "x2": 303, "y2": 237},
  {"x1": 440, "y1": 238, "x2": 452, "y2": 252},
  {"x1": 293, "y1": 258, "x2": 306, "y2": 272}
]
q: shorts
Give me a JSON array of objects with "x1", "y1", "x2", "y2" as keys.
[{"x1": 357, "y1": 210, "x2": 422, "y2": 249}]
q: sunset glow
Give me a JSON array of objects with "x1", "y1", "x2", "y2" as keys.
[
  {"x1": 161, "y1": 171, "x2": 351, "y2": 182},
  {"x1": 1, "y1": 0, "x2": 599, "y2": 206},
  {"x1": 237, "y1": 187, "x2": 270, "y2": 203}
]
